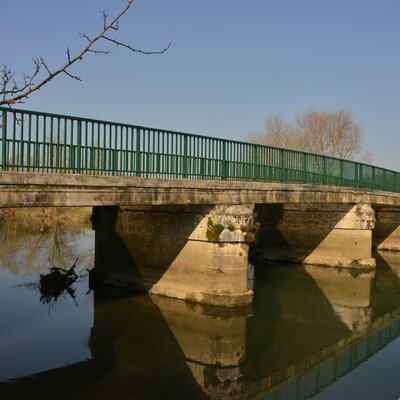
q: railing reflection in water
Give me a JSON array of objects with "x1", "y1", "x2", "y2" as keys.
[{"x1": 2, "y1": 213, "x2": 400, "y2": 399}]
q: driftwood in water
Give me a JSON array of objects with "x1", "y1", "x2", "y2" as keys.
[{"x1": 39, "y1": 259, "x2": 78, "y2": 304}]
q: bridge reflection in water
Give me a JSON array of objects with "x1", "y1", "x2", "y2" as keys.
[{"x1": 2, "y1": 237, "x2": 400, "y2": 399}]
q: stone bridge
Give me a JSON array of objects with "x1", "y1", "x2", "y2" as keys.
[
  {"x1": 2, "y1": 107, "x2": 400, "y2": 306},
  {"x1": 2, "y1": 170, "x2": 400, "y2": 307}
]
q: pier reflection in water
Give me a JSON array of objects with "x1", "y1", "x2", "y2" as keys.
[{"x1": 1, "y1": 216, "x2": 400, "y2": 399}]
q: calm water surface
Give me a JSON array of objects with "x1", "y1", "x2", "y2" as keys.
[{"x1": 1, "y1": 218, "x2": 400, "y2": 399}]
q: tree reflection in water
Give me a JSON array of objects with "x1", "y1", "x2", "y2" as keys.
[{"x1": 0, "y1": 207, "x2": 94, "y2": 307}]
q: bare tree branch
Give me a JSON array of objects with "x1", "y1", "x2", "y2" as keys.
[
  {"x1": 103, "y1": 36, "x2": 171, "y2": 55},
  {"x1": 0, "y1": 0, "x2": 170, "y2": 106},
  {"x1": 63, "y1": 70, "x2": 82, "y2": 82}
]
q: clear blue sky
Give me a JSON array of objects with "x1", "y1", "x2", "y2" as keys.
[{"x1": 2, "y1": 0, "x2": 400, "y2": 170}]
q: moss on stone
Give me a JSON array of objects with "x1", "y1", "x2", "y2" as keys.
[
  {"x1": 240, "y1": 221, "x2": 260, "y2": 233},
  {"x1": 206, "y1": 218, "x2": 224, "y2": 243}
]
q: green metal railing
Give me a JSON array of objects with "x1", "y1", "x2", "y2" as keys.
[
  {"x1": 1, "y1": 106, "x2": 399, "y2": 193},
  {"x1": 260, "y1": 317, "x2": 400, "y2": 400}
]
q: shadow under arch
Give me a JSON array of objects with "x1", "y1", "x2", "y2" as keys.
[{"x1": 92, "y1": 204, "x2": 213, "y2": 291}]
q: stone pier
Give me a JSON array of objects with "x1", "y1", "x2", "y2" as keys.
[
  {"x1": 252, "y1": 203, "x2": 376, "y2": 269},
  {"x1": 93, "y1": 204, "x2": 256, "y2": 307},
  {"x1": 374, "y1": 207, "x2": 400, "y2": 252}
]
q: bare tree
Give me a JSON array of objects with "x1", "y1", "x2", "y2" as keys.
[
  {"x1": 247, "y1": 109, "x2": 371, "y2": 162},
  {"x1": 1, "y1": 0, "x2": 170, "y2": 106},
  {"x1": 296, "y1": 109, "x2": 370, "y2": 161},
  {"x1": 248, "y1": 115, "x2": 299, "y2": 149}
]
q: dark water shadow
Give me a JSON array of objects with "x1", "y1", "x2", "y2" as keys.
[
  {"x1": 2, "y1": 259, "x2": 399, "y2": 400},
  {"x1": 0, "y1": 288, "x2": 210, "y2": 400},
  {"x1": 245, "y1": 262, "x2": 353, "y2": 389},
  {"x1": 371, "y1": 251, "x2": 400, "y2": 318}
]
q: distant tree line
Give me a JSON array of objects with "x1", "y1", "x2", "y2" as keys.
[{"x1": 246, "y1": 109, "x2": 371, "y2": 163}]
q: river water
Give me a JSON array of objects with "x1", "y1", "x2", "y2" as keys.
[{"x1": 1, "y1": 214, "x2": 400, "y2": 399}]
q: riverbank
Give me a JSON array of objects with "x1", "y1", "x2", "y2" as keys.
[{"x1": 0, "y1": 207, "x2": 92, "y2": 230}]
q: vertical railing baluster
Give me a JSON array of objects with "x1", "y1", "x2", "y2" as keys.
[
  {"x1": 124, "y1": 126, "x2": 129, "y2": 176},
  {"x1": 339, "y1": 159, "x2": 344, "y2": 186},
  {"x1": 113, "y1": 125, "x2": 118, "y2": 175},
  {"x1": 2, "y1": 109, "x2": 7, "y2": 171},
  {"x1": 322, "y1": 156, "x2": 327, "y2": 184},
  {"x1": 12, "y1": 112, "x2": 16, "y2": 171},
  {"x1": 222, "y1": 141, "x2": 227, "y2": 180},
  {"x1": 253, "y1": 144, "x2": 258, "y2": 181},
  {"x1": 279, "y1": 148, "x2": 285, "y2": 182},
  {"x1": 18, "y1": 114, "x2": 23, "y2": 171},
  {"x1": 136, "y1": 128, "x2": 141, "y2": 176},
  {"x1": 27, "y1": 113, "x2": 32, "y2": 172},
  {"x1": 76, "y1": 120, "x2": 82, "y2": 173},
  {"x1": 183, "y1": 134, "x2": 188, "y2": 178},
  {"x1": 303, "y1": 152, "x2": 308, "y2": 183},
  {"x1": 383, "y1": 169, "x2": 387, "y2": 190},
  {"x1": 55, "y1": 118, "x2": 60, "y2": 173},
  {"x1": 49, "y1": 117, "x2": 54, "y2": 172},
  {"x1": 354, "y1": 163, "x2": 359, "y2": 188}
]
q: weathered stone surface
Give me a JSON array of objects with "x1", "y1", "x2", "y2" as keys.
[
  {"x1": 374, "y1": 207, "x2": 400, "y2": 251},
  {"x1": 252, "y1": 203, "x2": 376, "y2": 269},
  {"x1": 94, "y1": 205, "x2": 254, "y2": 307},
  {"x1": 4, "y1": 171, "x2": 400, "y2": 302},
  {"x1": 2, "y1": 171, "x2": 400, "y2": 208},
  {"x1": 335, "y1": 203, "x2": 375, "y2": 230},
  {"x1": 304, "y1": 204, "x2": 375, "y2": 268}
]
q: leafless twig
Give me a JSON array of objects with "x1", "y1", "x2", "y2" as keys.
[{"x1": 0, "y1": 0, "x2": 170, "y2": 106}]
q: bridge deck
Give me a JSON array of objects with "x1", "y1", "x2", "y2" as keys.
[{"x1": 1, "y1": 171, "x2": 400, "y2": 208}]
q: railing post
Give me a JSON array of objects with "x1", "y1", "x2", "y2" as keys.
[
  {"x1": 322, "y1": 156, "x2": 327, "y2": 184},
  {"x1": 253, "y1": 144, "x2": 258, "y2": 181},
  {"x1": 372, "y1": 167, "x2": 375, "y2": 190},
  {"x1": 112, "y1": 149, "x2": 117, "y2": 176},
  {"x1": 303, "y1": 153, "x2": 308, "y2": 183},
  {"x1": 183, "y1": 135, "x2": 188, "y2": 178},
  {"x1": 222, "y1": 141, "x2": 227, "y2": 180},
  {"x1": 339, "y1": 159, "x2": 344, "y2": 186},
  {"x1": 136, "y1": 128, "x2": 141, "y2": 177},
  {"x1": 280, "y1": 149, "x2": 285, "y2": 182},
  {"x1": 76, "y1": 120, "x2": 82, "y2": 173},
  {"x1": 383, "y1": 169, "x2": 387, "y2": 190},
  {"x1": 354, "y1": 163, "x2": 359, "y2": 188},
  {"x1": 2, "y1": 109, "x2": 7, "y2": 170}
]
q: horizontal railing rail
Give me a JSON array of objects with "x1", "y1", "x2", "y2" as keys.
[{"x1": 1, "y1": 106, "x2": 399, "y2": 192}]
